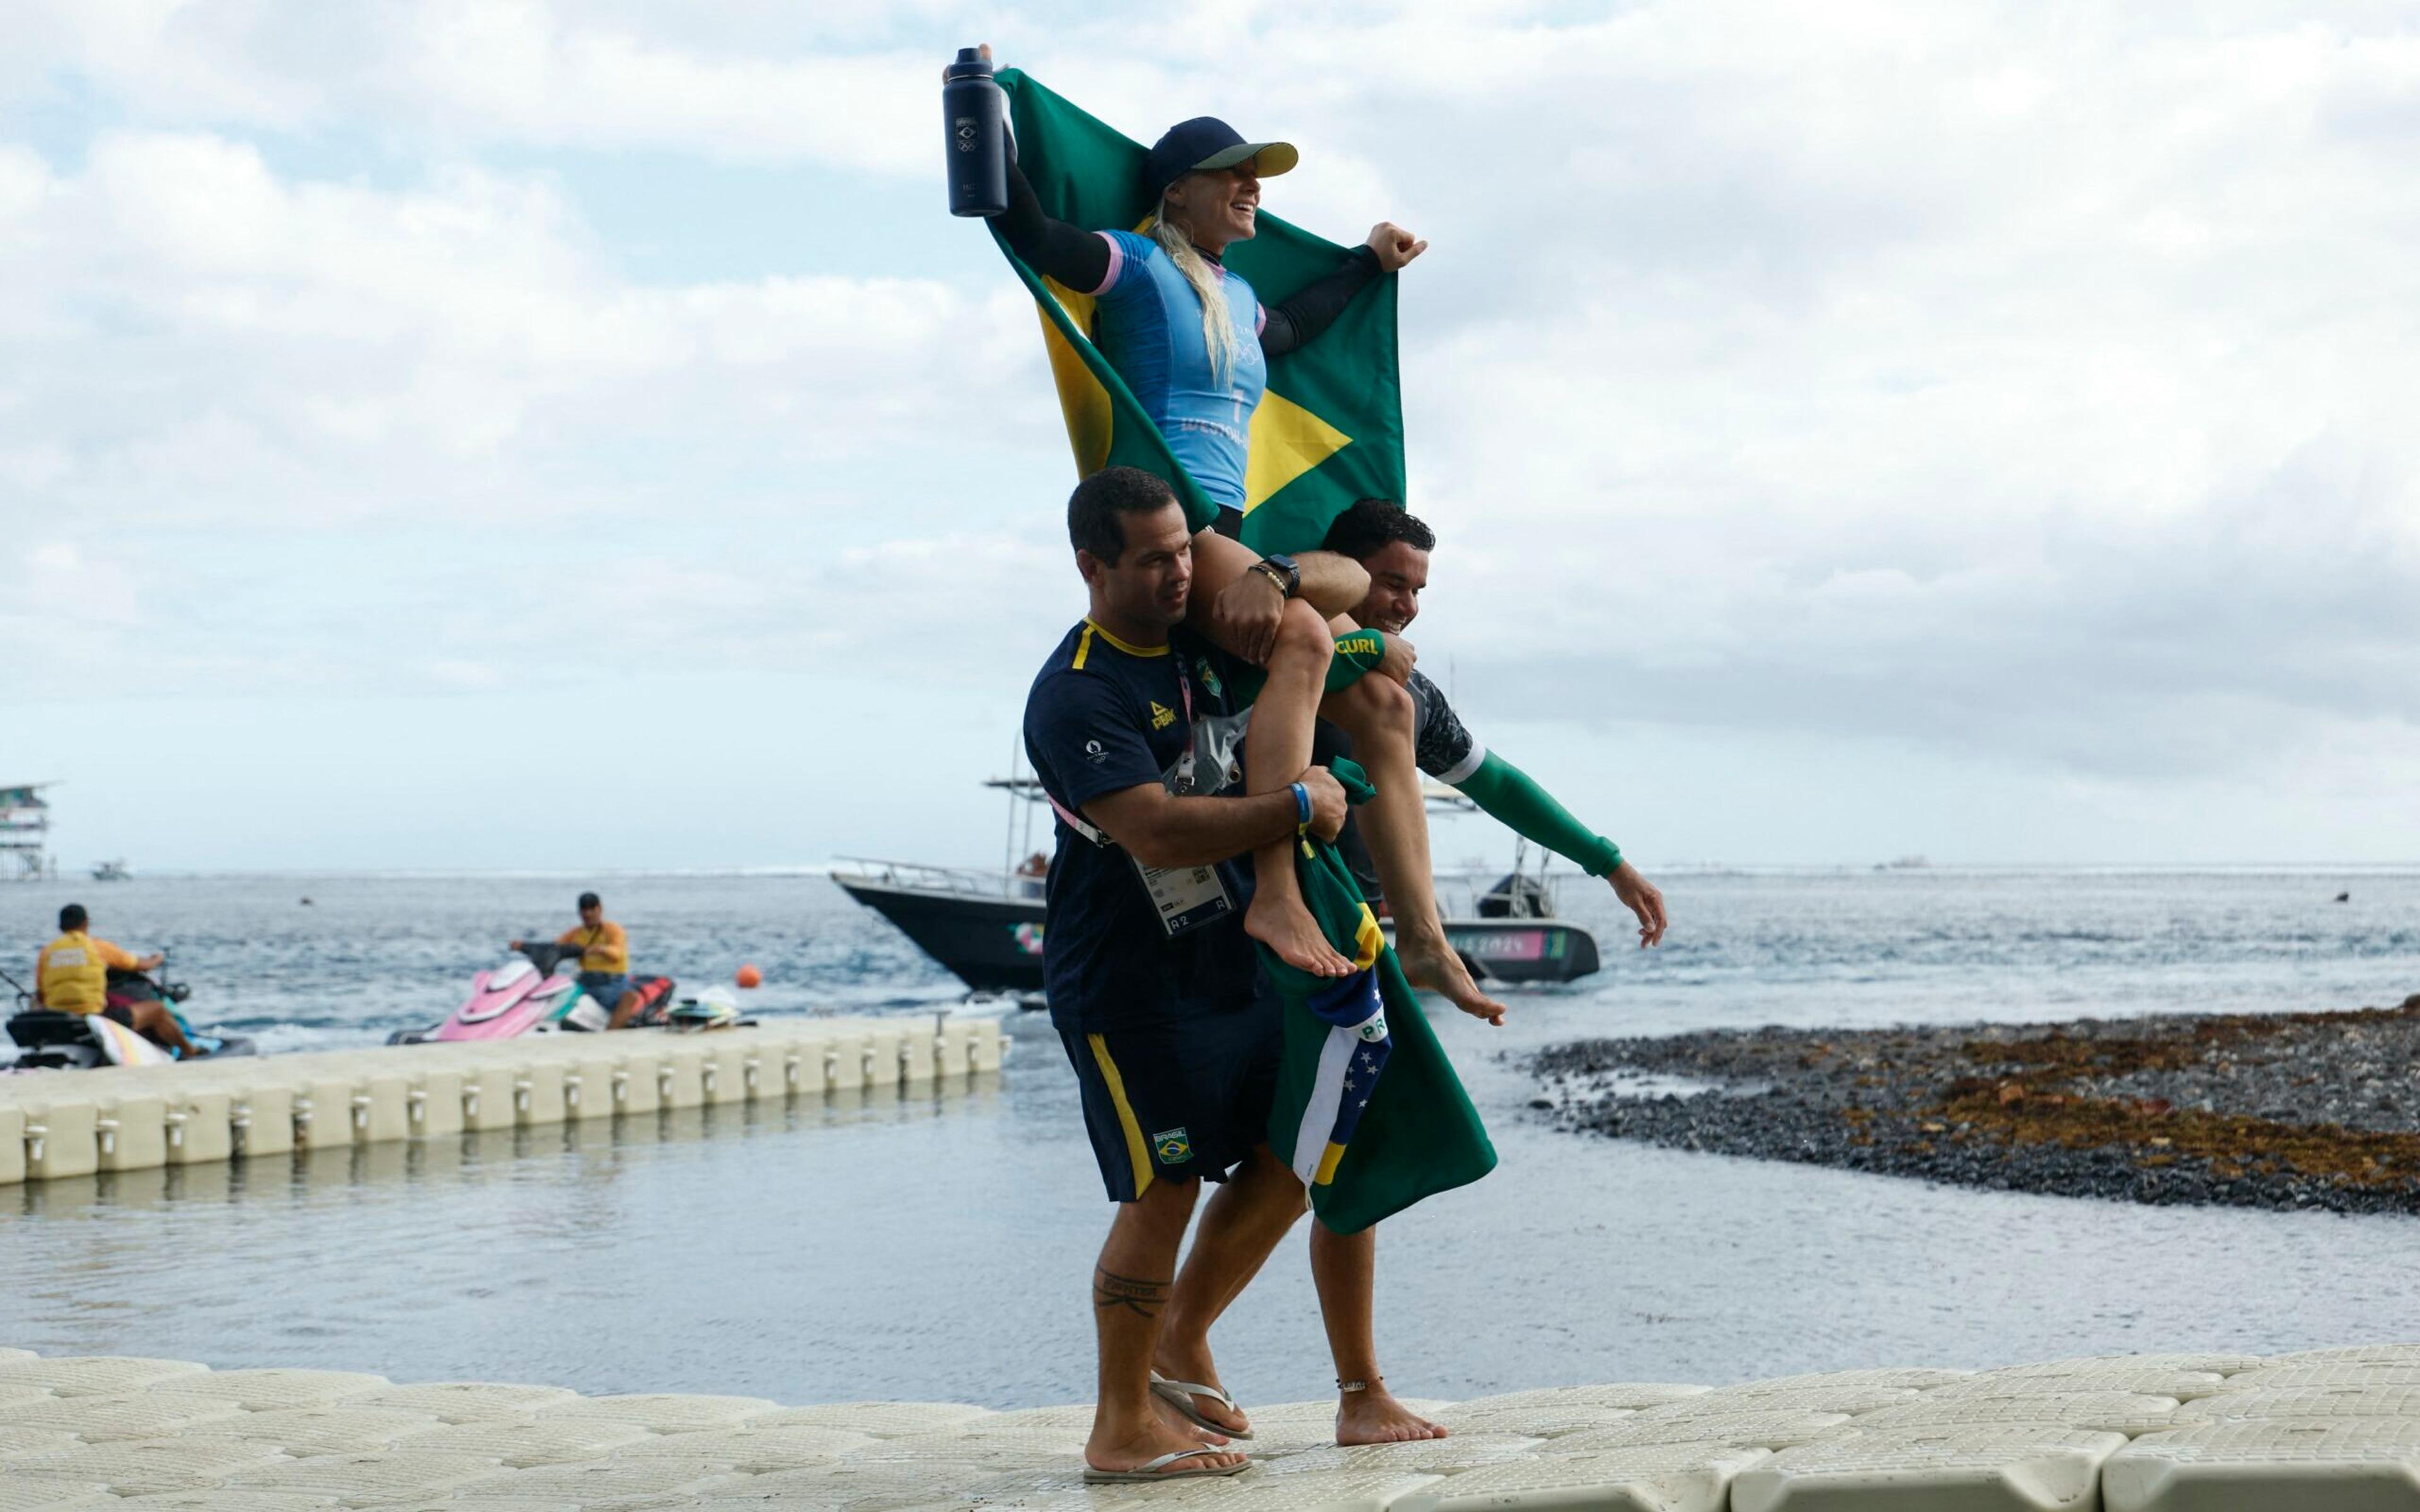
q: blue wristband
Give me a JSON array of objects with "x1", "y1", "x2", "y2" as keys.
[{"x1": 1291, "y1": 781, "x2": 1311, "y2": 827}]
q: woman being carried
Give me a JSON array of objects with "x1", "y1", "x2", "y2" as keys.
[{"x1": 990, "y1": 91, "x2": 1499, "y2": 1021}]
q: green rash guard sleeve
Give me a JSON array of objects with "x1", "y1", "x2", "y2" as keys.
[
  {"x1": 1455, "y1": 750, "x2": 1625, "y2": 877},
  {"x1": 1323, "y1": 628, "x2": 1387, "y2": 694}
]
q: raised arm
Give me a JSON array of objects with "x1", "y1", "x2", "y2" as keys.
[
  {"x1": 1083, "y1": 768, "x2": 1347, "y2": 871},
  {"x1": 996, "y1": 147, "x2": 1114, "y2": 292},
  {"x1": 1259, "y1": 246, "x2": 1380, "y2": 358},
  {"x1": 1260, "y1": 223, "x2": 1424, "y2": 357}
]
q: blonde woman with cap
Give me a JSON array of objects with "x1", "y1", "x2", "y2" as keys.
[{"x1": 993, "y1": 89, "x2": 1501, "y2": 1024}]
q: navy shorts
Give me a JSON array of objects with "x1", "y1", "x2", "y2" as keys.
[{"x1": 1059, "y1": 994, "x2": 1281, "y2": 1203}]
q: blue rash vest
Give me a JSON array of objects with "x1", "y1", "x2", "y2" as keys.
[{"x1": 1085, "y1": 229, "x2": 1267, "y2": 514}]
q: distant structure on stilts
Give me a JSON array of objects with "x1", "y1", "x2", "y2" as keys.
[{"x1": 2, "y1": 782, "x2": 59, "y2": 881}]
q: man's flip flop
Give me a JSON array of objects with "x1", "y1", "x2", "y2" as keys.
[
  {"x1": 1081, "y1": 1446, "x2": 1251, "y2": 1484},
  {"x1": 1150, "y1": 1371, "x2": 1255, "y2": 1440}
]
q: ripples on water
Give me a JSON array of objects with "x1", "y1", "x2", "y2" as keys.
[
  {"x1": 6, "y1": 867, "x2": 2414, "y2": 1048},
  {"x1": 6, "y1": 868, "x2": 2418, "y2": 1402}
]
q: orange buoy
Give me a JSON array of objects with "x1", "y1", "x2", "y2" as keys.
[{"x1": 735, "y1": 964, "x2": 763, "y2": 989}]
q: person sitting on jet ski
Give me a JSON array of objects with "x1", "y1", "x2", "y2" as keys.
[
  {"x1": 510, "y1": 891, "x2": 645, "y2": 1029},
  {"x1": 35, "y1": 902, "x2": 202, "y2": 1058}
]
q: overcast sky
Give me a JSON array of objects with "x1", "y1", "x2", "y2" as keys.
[{"x1": 4, "y1": 1, "x2": 2416, "y2": 872}]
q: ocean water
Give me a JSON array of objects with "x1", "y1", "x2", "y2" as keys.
[{"x1": 6, "y1": 868, "x2": 2419, "y2": 1405}]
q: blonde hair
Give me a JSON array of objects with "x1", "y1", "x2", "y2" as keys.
[{"x1": 1151, "y1": 178, "x2": 1240, "y2": 385}]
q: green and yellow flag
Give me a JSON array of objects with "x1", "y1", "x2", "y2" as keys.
[
  {"x1": 1264, "y1": 761, "x2": 1498, "y2": 1235},
  {"x1": 989, "y1": 70, "x2": 1408, "y2": 556}
]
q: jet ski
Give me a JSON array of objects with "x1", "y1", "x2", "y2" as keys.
[
  {"x1": 388, "y1": 942, "x2": 677, "y2": 1045},
  {"x1": 3, "y1": 960, "x2": 258, "y2": 1072}
]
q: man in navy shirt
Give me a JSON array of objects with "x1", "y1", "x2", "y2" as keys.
[{"x1": 1025, "y1": 466, "x2": 1370, "y2": 1483}]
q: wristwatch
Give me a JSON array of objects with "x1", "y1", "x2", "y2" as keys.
[{"x1": 1250, "y1": 553, "x2": 1301, "y2": 600}]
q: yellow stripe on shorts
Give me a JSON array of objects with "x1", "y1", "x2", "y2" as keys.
[{"x1": 1087, "y1": 1033, "x2": 1155, "y2": 1198}]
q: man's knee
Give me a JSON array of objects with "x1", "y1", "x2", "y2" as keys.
[{"x1": 1122, "y1": 1176, "x2": 1202, "y2": 1232}]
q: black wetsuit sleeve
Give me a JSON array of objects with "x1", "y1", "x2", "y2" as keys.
[
  {"x1": 1259, "y1": 245, "x2": 1383, "y2": 358},
  {"x1": 998, "y1": 150, "x2": 1113, "y2": 293}
]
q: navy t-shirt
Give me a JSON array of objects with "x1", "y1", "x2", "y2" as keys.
[{"x1": 1024, "y1": 619, "x2": 1258, "y2": 1031}]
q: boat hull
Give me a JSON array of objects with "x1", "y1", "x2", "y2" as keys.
[
  {"x1": 835, "y1": 878, "x2": 1047, "y2": 995},
  {"x1": 1389, "y1": 919, "x2": 1601, "y2": 984}
]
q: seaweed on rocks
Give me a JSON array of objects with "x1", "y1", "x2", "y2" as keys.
[{"x1": 1532, "y1": 995, "x2": 2420, "y2": 1213}]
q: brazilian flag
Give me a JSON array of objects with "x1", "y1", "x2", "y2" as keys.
[
  {"x1": 1264, "y1": 762, "x2": 1497, "y2": 1234},
  {"x1": 989, "y1": 70, "x2": 1407, "y2": 556}
]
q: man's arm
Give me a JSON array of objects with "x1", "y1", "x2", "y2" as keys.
[
  {"x1": 1083, "y1": 770, "x2": 1347, "y2": 871},
  {"x1": 1205, "y1": 549, "x2": 1366, "y2": 668},
  {"x1": 1455, "y1": 752, "x2": 1623, "y2": 876},
  {"x1": 1455, "y1": 750, "x2": 1668, "y2": 945},
  {"x1": 1293, "y1": 551, "x2": 1368, "y2": 618}
]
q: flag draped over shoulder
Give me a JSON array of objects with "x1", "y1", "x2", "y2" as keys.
[
  {"x1": 989, "y1": 70, "x2": 1409, "y2": 556},
  {"x1": 1265, "y1": 760, "x2": 1497, "y2": 1234}
]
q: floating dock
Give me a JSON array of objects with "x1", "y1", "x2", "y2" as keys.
[
  {"x1": 6, "y1": 1347, "x2": 2420, "y2": 1507},
  {"x1": 0, "y1": 1016, "x2": 1007, "y2": 1187}
]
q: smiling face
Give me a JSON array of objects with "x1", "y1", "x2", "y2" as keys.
[
  {"x1": 1161, "y1": 161, "x2": 1262, "y2": 251},
  {"x1": 1354, "y1": 539, "x2": 1430, "y2": 635}
]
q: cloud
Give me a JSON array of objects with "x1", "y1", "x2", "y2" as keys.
[
  {"x1": 4, "y1": 1, "x2": 2418, "y2": 857},
  {"x1": 8, "y1": 1, "x2": 944, "y2": 171}
]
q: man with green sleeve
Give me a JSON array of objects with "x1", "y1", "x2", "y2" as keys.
[{"x1": 1317, "y1": 499, "x2": 1669, "y2": 947}]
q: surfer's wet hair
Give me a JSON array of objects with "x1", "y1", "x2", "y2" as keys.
[
  {"x1": 1322, "y1": 498, "x2": 1435, "y2": 560},
  {"x1": 59, "y1": 903, "x2": 87, "y2": 931},
  {"x1": 1068, "y1": 467, "x2": 1180, "y2": 564}
]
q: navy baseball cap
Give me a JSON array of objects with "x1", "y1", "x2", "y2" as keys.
[{"x1": 1144, "y1": 117, "x2": 1298, "y2": 197}]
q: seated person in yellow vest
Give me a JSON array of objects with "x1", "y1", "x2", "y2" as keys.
[
  {"x1": 510, "y1": 891, "x2": 642, "y2": 1028},
  {"x1": 35, "y1": 902, "x2": 202, "y2": 1058}
]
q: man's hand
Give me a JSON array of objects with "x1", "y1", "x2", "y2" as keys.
[
  {"x1": 1211, "y1": 569, "x2": 1288, "y2": 665},
  {"x1": 136, "y1": 953, "x2": 164, "y2": 971},
  {"x1": 1366, "y1": 222, "x2": 1427, "y2": 272},
  {"x1": 1374, "y1": 633, "x2": 1415, "y2": 687},
  {"x1": 1609, "y1": 861, "x2": 1667, "y2": 948},
  {"x1": 1299, "y1": 765, "x2": 1349, "y2": 842},
  {"x1": 508, "y1": 939, "x2": 524, "y2": 953}
]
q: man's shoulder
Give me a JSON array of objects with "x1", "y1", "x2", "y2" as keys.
[
  {"x1": 1406, "y1": 667, "x2": 1451, "y2": 716},
  {"x1": 1027, "y1": 623, "x2": 1099, "y2": 693}
]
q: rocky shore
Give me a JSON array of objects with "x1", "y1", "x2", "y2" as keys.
[{"x1": 1532, "y1": 996, "x2": 2420, "y2": 1214}]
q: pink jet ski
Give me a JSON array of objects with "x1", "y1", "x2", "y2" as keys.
[
  {"x1": 389, "y1": 942, "x2": 678, "y2": 1045},
  {"x1": 389, "y1": 942, "x2": 604, "y2": 1045}
]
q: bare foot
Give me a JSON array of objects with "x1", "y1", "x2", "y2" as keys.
[
  {"x1": 1396, "y1": 940, "x2": 1506, "y2": 1024},
  {"x1": 1336, "y1": 1382, "x2": 1448, "y2": 1445},
  {"x1": 1086, "y1": 1412, "x2": 1249, "y2": 1478},
  {"x1": 1151, "y1": 1356, "x2": 1250, "y2": 1438},
  {"x1": 1247, "y1": 892, "x2": 1354, "y2": 976},
  {"x1": 1154, "y1": 1390, "x2": 1231, "y2": 1445}
]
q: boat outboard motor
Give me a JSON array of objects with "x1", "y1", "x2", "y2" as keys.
[{"x1": 1477, "y1": 873, "x2": 1556, "y2": 920}]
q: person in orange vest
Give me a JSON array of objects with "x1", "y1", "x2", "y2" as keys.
[
  {"x1": 35, "y1": 902, "x2": 200, "y2": 1058},
  {"x1": 511, "y1": 891, "x2": 641, "y2": 1028}
]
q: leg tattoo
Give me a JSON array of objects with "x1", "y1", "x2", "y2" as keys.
[{"x1": 1094, "y1": 1266, "x2": 1172, "y2": 1319}]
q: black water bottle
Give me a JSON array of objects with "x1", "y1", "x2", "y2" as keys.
[{"x1": 943, "y1": 47, "x2": 1008, "y2": 218}]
